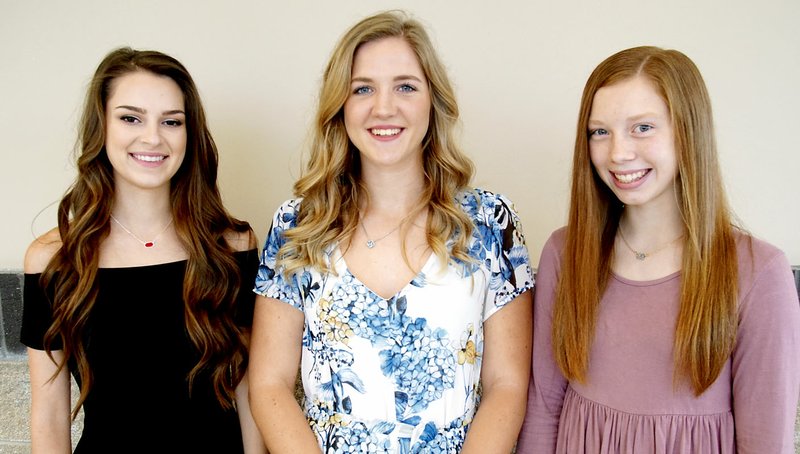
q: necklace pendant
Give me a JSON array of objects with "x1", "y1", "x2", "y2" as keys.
[
  {"x1": 366, "y1": 240, "x2": 375, "y2": 249},
  {"x1": 634, "y1": 251, "x2": 647, "y2": 261},
  {"x1": 110, "y1": 214, "x2": 172, "y2": 250}
]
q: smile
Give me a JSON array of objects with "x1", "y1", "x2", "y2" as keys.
[
  {"x1": 370, "y1": 128, "x2": 402, "y2": 137},
  {"x1": 612, "y1": 170, "x2": 648, "y2": 184},
  {"x1": 131, "y1": 153, "x2": 166, "y2": 163}
]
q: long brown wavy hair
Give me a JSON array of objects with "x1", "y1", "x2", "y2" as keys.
[
  {"x1": 553, "y1": 46, "x2": 739, "y2": 395},
  {"x1": 277, "y1": 10, "x2": 475, "y2": 276},
  {"x1": 40, "y1": 47, "x2": 253, "y2": 418}
]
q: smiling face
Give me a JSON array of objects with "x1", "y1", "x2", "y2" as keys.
[
  {"x1": 588, "y1": 75, "x2": 679, "y2": 212},
  {"x1": 104, "y1": 70, "x2": 187, "y2": 193},
  {"x1": 343, "y1": 36, "x2": 431, "y2": 172}
]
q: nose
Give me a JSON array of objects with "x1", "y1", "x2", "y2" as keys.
[
  {"x1": 609, "y1": 134, "x2": 634, "y2": 163},
  {"x1": 373, "y1": 90, "x2": 397, "y2": 118},
  {"x1": 140, "y1": 122, "x2": 162, "y2": 146}
]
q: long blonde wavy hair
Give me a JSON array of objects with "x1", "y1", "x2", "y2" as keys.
[
  {"x1": 553, "y1": 46, "x2": 739, "y2": 395},
  {"x1": 277, "y1": 10, "x2": 475, "y2": 276}
]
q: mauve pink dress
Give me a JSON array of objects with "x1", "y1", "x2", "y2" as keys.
[{"x1": 516, "y1": 227, "x2": 800, "y2": 453}]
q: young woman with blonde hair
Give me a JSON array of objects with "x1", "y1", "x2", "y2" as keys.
[
  {"x1": 516, "y1": 46, "x2": 800, "y2": 453},
  {"x1": 249, "y1": 10, "x2": 533, "y2": 453}
]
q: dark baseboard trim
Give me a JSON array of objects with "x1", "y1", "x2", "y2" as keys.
[{"x1": 0, "y1": 273, "x2": 24, "y2": 357}]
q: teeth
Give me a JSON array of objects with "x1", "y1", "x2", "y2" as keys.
[
  {"x1": 614, "y1": 170, "x2": 647, "y2": 183},
  {"x1": 133, "y1": 154, "x2": 166, "y2": 162},
  {"x1": 371, "y1": 128, "x2": 401, "y2": 136}
]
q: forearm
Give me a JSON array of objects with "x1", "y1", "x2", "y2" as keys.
[
  {"x1": 249, "y1": 296, "x2": 316, "y2": 452},
  {"x1": 250, "y1": 383, "x2": 321, "y2": 454},
  {"x1": 30, "y1": 411, "x2": 72, "y2": 454},
  {"x1": 28, "y1": 349, "x2": 72, "y2": 454},
  {"x1": 463, "y1": 290, "x2": 532, "y2": 453},
  {"x1": 461, "y1": 383, "x2": 528, "y2": 454},
  {"x1": 515, "y1": 376, "x2": 565, "y2": 453},
  {"x1": 235, "y1": 376, "x2": 267, "y2": 454}
]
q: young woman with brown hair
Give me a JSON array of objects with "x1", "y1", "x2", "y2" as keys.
[{"x1": 22, "y1": 47, "x2": 265, "y2": 453}]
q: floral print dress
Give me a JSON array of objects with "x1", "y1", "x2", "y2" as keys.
[{"x1": 254, "y1": 189, "x2": 533, "y2": 453}]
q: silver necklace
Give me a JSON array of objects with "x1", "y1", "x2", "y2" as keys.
[
  {"x1": 360, "y1": 217, "x2": 405, "y2": 249},
  {"x1": 617, "y1": 227, "x2": 683, "y2": 261},
  {"x1": 110, "y1": 214, "x2": 174, "y2": 248}
]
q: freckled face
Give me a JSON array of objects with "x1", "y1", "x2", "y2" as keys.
[
  {"x1": 104, "y1": 70, "x2": 187, "y2": 193},
  {"x1": 344, "y1": 37, "x2": 431, "y2": 171},
  {"x1": 588, "y1": 75, "x2": 678, "y2": 211}
]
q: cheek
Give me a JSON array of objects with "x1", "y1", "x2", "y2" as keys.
[
  {"x1": 343, "y1": 102, "x2": 360, "y2": 135},
  {"x1": 663, "y1": 140, "x2": 678, "y2": 168},
  {"x1": 418, "y1": 115, "x2": 430, "y2": 138},
  {"x1": 104, "y1": 124, "x2": 124, "y2": 148},
  {"x1": 177, "y1": 131, "x2": 188, "y2": 151},
  {"x1": 343, "y1": 96, "x2": 361, "y2": 119},
  {"x1": 419, "y1": 100, "x2": 432, "y2": 128},
  {"x1": 588, "y1": 143, "x2": 605, "y2": 169}
]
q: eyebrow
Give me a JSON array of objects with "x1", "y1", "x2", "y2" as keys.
[
  {"x1": 114, "y1": 105, "x2": 186, "y2": 116},
  {"x1": 626, "y1": 112, "x2": 661, "y2": 122},
  {"x1": 588, "y1": 112, "x2": 661, "y2": 125},
  {"x1": 350, "y1": 75, "x2": 425, "y2": 84}
]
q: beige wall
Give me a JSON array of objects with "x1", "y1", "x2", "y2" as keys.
[{"x1": 2, "y1": 0, "x2": 799, "y2": 270}]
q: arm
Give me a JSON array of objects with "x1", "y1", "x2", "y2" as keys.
[
  {"x1": 24, "y1": 229, "x2": 72, "y2": 453},
  {"x1": 248, "y1": 295, "x2": 321, "y2": 453},
  {"x1": 236, "y1": 372, "x2": 268, "y2": 454},
  {"x1": 731, "y1": 250, "x2": 800, "y2": 453},
  {"x1": 516, "y1": 232, "x2": 569, "y2": 453},
  {"x1": 461, "y1": 290, "x2": 532, "y2": 454},
  {"x1": 229, "y1": 228, "x2": 269, "y2": 453},
  {"x1": 28, "y1": 348, "x2": 72, "y2": 453}
]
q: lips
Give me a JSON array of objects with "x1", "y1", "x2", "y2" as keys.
[{"x1": 612, "y1": 169, "x2": 649, "y2": 184}]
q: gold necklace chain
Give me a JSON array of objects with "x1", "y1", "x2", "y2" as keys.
[
  {"x1": 617, "y1": 227, "x2": 683, "y2": 261},
  {"x1": 110, "y1": 214, "x2": 174, "y2": 248}
]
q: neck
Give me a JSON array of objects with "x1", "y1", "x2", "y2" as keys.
[
  {"x1": 618, "y1": 209, "x2": 684, "y2": 263},
  {"x1": 112, "y1": 187, "x2": 173, "y2": 229},
  {"x1": 620, "y1": 200, "x2": 683, "y2": 240},
  {"x1": 361, "y1": 170, "x2": 425, "y2": 216}
]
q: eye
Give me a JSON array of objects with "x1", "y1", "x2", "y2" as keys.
[
  {"x1": 352, "y1": 86, "x2": 373, "y2": 95},
  {"x1": 633, "y1": 124, "x2": 653, "y2": 133},
  {"x1": 589, "y1": 128, "x2": 608, "y2": 137},
  {"x1": 120, "y1": 115, "x2": 141, "y2": 124},
  {"x1": 163, "y1": 119, "x2": 184, "y2": 127},
  {"x1": 397, "y1": 83, "x2": 417, "y2": 93}
]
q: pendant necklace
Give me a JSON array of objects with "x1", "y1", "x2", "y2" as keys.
[
  {"x1": 110, "y1": 214, "x2": 174, "y2": 248},
  {"x1": 617, "y1": 227, "x2": 683, "y2": 261},
  {"x1": 360, "y1": 215, "x2": 406, "y2": 249}
]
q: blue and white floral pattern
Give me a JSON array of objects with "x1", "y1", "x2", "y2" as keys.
[{"x1": 255, "y1": 189, "x2": 533, "y2": 453}]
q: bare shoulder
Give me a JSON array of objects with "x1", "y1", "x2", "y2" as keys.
[
  {"x1": 24, "y1": 228, "x2": 62, "y2": 274},
  {"x1": 224, "y1": 228, "x2": 258, "y2": 253}
]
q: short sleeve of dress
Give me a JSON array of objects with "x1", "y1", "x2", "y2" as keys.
[
  {"x1": 20, "y1": 273, "x2": 62, "y2": 351},
  {"x1": 253, "y1": 199, "x2": 304, "y2": 311},
  {"x1": 467, "y1": 190, "x2": 534, "y2": 321}
]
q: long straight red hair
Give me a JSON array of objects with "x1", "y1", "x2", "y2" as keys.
[{"x1": 553, "y1": 46, "x2": 739, "y2": 395}]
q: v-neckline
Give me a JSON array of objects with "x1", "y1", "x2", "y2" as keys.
[{"x1": 332, "y1": 245, "x2": 437, "y2": 301}]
